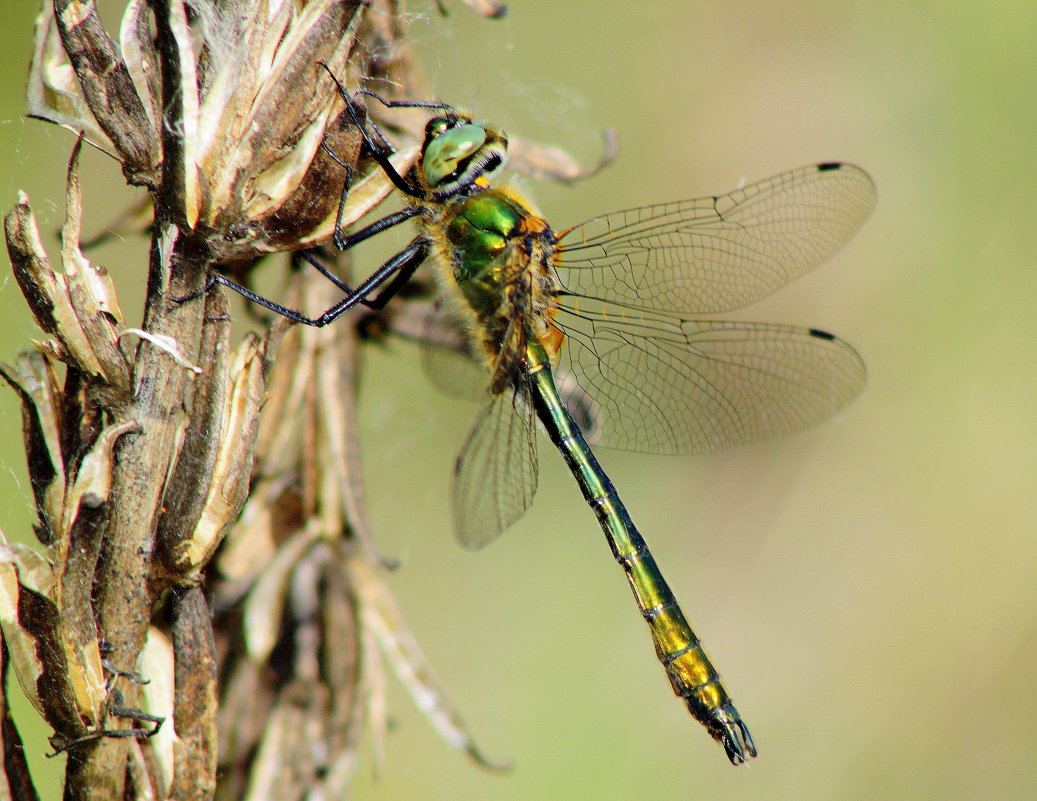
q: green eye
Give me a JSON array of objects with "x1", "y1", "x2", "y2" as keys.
[
  {"x1": 422, "y1": 124, "x2": 488, "y2": 188},
  {"x1": 426, "y1": 118, "x2": 451, "y2": 139}
]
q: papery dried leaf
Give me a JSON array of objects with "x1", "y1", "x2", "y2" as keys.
[
  {"x1": 241, "y1": 684, "x2": 327, "y2": 801},
  {"x1": 316, "y1": 551, "x2": 364, "y2": 761},
  {"x1": 61, "y1": 136, "x2": 126, "y2": 324},
  {"x1": 118, "y1": 329, "x2": 201, "y2": 374},
  {"x1": 216, "y1": 651, "x2": 271, "y2": 799},
  {"x1": 0, "y1": 630, "x2": 39, "y2": 801},
  {"x1": 247, "y1": 110, "x2": 365, "y2": 249},
  {"x1": 155, "y1": 0, "x2": 202, "y2": 226},
  {"x1": 119, "y1": 0, "x2": 161, "y2": 143},
  {"x1": 0, "y1": 353, "x2": 67, "y2": 535},
  {"x1": 63, "y1": 419, "x2": 137, "y2": 522},
  {"x1": 508, "y1": 128, "x2": 619, "y2": 183},
  {"x1": 5, "y1": 191, "x2": 104, "y2": 377},
  {"x1": 251, "y1": 319, "x2": 315, "y2": 478},
  {"x1": 296, "y1": 144, "x2": 421, "y2": 249},
  {"x1": 190, "y1": 0, "x2": 299, "y2": 227},
  {"x1": 52, "y1": 0, "x2": 159, "y2": 183},
  {"x1": 4, "y1": 139, "x2": 132, "y2": 391},
  {"x1": 27, "y1": 1, "x2": 117, "y2": 156},
  {"x1": 310, "y1": 296, "x2": 379, "y2": 561},
  {"x1": 0, "y1": 541, "x2": 49, "y2": 719},
  {"x1": 0, "y1": 540, "x2": 106, "y2": 734},
  {"x1": 242, "y1": 534, "x2": 316, "y2": 663},
  {"x1": 0, "y1": 540, "x2": 55, "y2": 603},
  {"x1": 139, "y1": 627, "x2": 176, "y2": 798},
  {"x1": 198, "y1": 0, "x2": 366, "y2": 230},
  {"x1": 352, "y1": 557, "x2": 506, "y2": 770},
  {"x1": 359, "y1": 624, "x2": 387, "y2": 772},
  {"x1": 175, "y1": 336, "x2": 264, "y2": 579},
  {"x1": 212, "y1": 499, "x2": 278, "y2": 599}
]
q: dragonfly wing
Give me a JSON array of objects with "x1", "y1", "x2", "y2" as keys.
[
  {"x1": 555, "y1": 163, "x2": 875, "y2": 314},
  {"x1": 553, "y1": 309, "x2": 866, "y2": 454},
  {"x1": 420, "y1": 303, "x2": 489, "y2": 403},
  {"x1": 453, "y1": 386, "x2": 539, "y2": 550}
]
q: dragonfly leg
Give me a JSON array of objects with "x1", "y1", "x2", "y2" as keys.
[
  {"x1": 333, "y1": 206, "x2": 422, "y2": 253},
  {"x1": 185, "y1": 237, "x2": 429, "y2": 326},
  {"x1": 318, "y1": 62, "x2": 438, "y2": 201}
]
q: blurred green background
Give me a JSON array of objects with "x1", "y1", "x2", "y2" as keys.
[{"x1": 3, "y1": 1, "x2": 1036, "y2": 800}]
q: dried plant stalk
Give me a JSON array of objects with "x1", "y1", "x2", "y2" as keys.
[
  {"x1": 1, "y1": 2, "x2": 517, "y2": 800},
  {"x1": 2, "y1": 2, "x2": 619, "y2": 799}
]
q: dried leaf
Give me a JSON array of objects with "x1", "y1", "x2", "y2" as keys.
[
  {"x1": 0, "y1": 353, "x2": 67, "y2": 532},
  {"x1": 27, "y1": 1, "x2": 117, "y2": 155},
  {"x1": 508, "y1": 128, "x2": 620, "y2": 183},
  {"x1": 242, "y1": 534, "x2": 316, "y2": 663},
  {"x1": 4, "y1": 139, "x2": 132, "y2": 391},
  {"x1": 296, "y1": 144, "x2": 421, "y2": 249},
  {"x1": 52, "y1": 0, "x2": 158, "y2": 182},
  {"x1": 0, "y1": 539, "x2": 106, "y2": 733},
  {"x1": 176, "y1": 337, "x2": 265, "y2": 578},
  {"x1": 63, "y1": 419, "x2": 137, "y2": 522},
  {"x1": 352, "y1": 557, "x2": 506, "y2": 770},
  {"x1": 139, "y1": 627, "x2": 176, "y2": 797}
]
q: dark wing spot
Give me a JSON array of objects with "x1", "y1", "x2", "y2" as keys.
[
  {"x1": 808, "y1": 328, "x2": 837, "y2": 341},
  {"x1": 817, "y1": 162, "x2": 843, "y2": 172}
]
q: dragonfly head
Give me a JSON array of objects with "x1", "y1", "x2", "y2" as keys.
[{"x1": 421, "y1": 113, "x2": 508, "y2": 200}]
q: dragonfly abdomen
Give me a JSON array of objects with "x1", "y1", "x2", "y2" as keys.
[
  {"x1": 606, "y1": 505, "x2": 756, "y2": 764},
  {"x1": 526, "y1": 341, "x2": 756, "y2": 765}
]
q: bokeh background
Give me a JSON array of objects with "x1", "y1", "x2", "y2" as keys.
[{"x1": 2, "y1": 1, "x2": 1035, "y2": 800}]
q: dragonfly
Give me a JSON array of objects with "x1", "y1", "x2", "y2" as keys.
[{"x1": 205, "y1": 81, "x2": 875, "y2": 764}]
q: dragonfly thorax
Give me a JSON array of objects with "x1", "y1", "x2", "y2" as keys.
[{"x1": 435, "y1": 187, "x2": 563, "y2": 385}]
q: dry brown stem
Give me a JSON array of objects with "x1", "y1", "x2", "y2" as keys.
[{"x1": 1, "y1": 2, "x2": 615, "y2": 799}]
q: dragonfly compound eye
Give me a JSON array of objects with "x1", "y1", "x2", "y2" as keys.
[{"x1": 422, "y1": 124, "x2": 489, "y2": 188}]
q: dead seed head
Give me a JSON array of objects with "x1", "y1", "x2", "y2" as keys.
[{"x1": 29, "y1": 0, "x2": 383, "y2": 260}]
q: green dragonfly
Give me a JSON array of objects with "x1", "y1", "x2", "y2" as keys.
[{"x1": 207, "y1": 86, "x2": 875, "y2": 764}]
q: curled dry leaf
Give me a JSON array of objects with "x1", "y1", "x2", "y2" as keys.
[
  {"x1": 0, "y1": 410, "x2": 138, "y2": 742},
  {"x1": 172, "y1": 338, "x2": 265, "y2": 579},
  {"x1": 4, "y1": 137, "x2": 130, "y2": 394},
  {"x1": 508, "y1": 127, "x2": 620, "y2": 183},
  {"x1": 137, "y1": 628, "x2": 175, "y2": 797},
  {"x1": 28, "y1": 0, "x2": 159, "y2": 183},
  {"x1": 0, "y1": 538, "x2": 107, "y2": 737},
  {"x1": 351, "y1": 556, "x2": 507, "y2": 771},
  {"x1": 64, "y1": 420, "x2": 139, "y2": 515},
  {"x1": 0, "y1": 352, "x2": 67, "y2": 534}
]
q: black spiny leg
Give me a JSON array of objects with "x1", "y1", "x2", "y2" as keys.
[
  {"x1": 197, "y1": 237, "x2": 431, "y2": 326},
  {"x1": 319, "y1": 61, "x2": 455, "y2": 201},
  {"x1": 179, "y1": 66, "x2": 447, "y2": 325}
]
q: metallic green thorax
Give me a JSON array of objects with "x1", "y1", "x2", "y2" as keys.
[
  {"x1": 524, "y1": 340, "x2": 756, "y2": 764},
  {"x1": 443, "y1": 190, "x2": 533, "y2": 317}
]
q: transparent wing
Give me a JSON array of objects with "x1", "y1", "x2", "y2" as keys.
[
  {"x1": 553, "y1": 307, "x2": 866, "y2": 454},
  {"x1": 453, "y1": 386, "x2": 539, "y2": 550},
  {"x1": 421, "y1": 335, "x2": 488, "y2": 403},
  {"x1": 555, "y1": 163, "x2": 875, "y2": 314}
]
